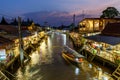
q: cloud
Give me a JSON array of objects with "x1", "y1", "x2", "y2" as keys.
[
  {"x1": 23, "y1": 11, "x2": 92, "y2": 26},
  {"x1": 4, "y1": 0, "x2": 119, "y2": 26},
  {"x1": 23, "y1": 11, "x2": 72, "y2": 26},
  {"x1": 1, "y1": 0, "x2": 120, "y2": 18},
  {"x1": 69, "y1": 0, "x2": 120, "y2": 15}
]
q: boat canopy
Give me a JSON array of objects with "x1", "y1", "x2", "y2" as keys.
[{"x1": 64, "y1": 45, "x2": 84, "y2": 58}]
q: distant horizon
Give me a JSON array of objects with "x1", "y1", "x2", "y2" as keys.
[{"x1": 0, "y1": 12, "x2": 98, "y2": 27}]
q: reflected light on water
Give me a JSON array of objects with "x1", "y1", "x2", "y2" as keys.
[
  {"x1": 41, "y1": 41, "x2": 46, "y2": 49},
  {"x1": 40, "y1": 41, "x2": 47, "y2": 55},
  {"x1": 16, "y1": 65, "x2": 41, "y2": 80},
  {"x1": 16, "y1": 68, "x2": 24, "y2": 80},
  {"x1": 16, "y1": 66, "x2": 31, "y2": 80},
  {"x1": 16, "y1": 50, "x2": 42, "y2": 80},
  {"x1": 39, "y1": 37, "x2": 53, "y2": 64},
  {"x1": 51, "y1": 32, "x2": 54, "y2": 40},
  {"x1": 75, "y1": 67, "x2": 80, "y2": 75},
  {"x1": 62, "y1": 34, "x2": 66, "y2": 45},
  {"x1": 30, "y1": 51, "x2": 40, "y2": 65},
  {"x1": 88, "y1": 64, "x2": 92, "y2": 69},
  {"x1": 47, "y1": 37, "x2": 52, "y2": 54}
]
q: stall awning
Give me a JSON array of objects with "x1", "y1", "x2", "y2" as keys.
[{"x1": 84, "y1": 34, "x2": 120, "y2": 45}]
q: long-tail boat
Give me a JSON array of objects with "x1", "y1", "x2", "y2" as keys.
[{"x1": 62, "y1": 45, "x2": 84, "y2": 64}]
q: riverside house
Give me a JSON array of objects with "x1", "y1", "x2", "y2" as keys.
[
  {"x1": 0, "y1": 18, "x2": 43, "y2": 71},
  {"x1": 0, "y1": 36, "x2": 14, "y2": 68},
  {"x1": 84, "y1": 23, "x2": 120, "y2": 64},
  {"x1": 78, "y1": 18, "x2": 120, "y2": 33}
]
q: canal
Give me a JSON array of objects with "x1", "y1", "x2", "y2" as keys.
[{"x1": 15, "y1": 31, "x2": 113, "y2": 80}]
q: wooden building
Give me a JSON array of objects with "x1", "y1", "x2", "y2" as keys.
[
  {"x1": 79, "y1": 18, "x2": 120, "y2": 33},
  {"x1": 84, "y1": 23, "x2": 120, "y2": 64}
]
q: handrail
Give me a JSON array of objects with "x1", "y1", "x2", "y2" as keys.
[{"x1": 0, "y1": 70, "x2": 10, "y2": 80}]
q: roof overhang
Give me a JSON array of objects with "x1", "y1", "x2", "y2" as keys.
[{"x1": 84, "y1": 34, "x2": 120, "y2": 46}]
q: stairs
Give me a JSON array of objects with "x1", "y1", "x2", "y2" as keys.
[
  {"x1": 112, "y1": 65, "x2": 120, "y2": 80},
  {"x1": 0, "y1": 71, "x2": 10, "y2": 80}
]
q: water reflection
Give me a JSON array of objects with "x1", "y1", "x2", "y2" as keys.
[
  {"x1": 47, "y1": 37, "x2": 53, "y2": 54},
  {"x1": 75, "y1": 67, "x2": 80, "y2": 75},
  {"x1": 61, "y1": 34, "x2": 66, "y2": 45},
  {"x1": 15, "y1": 32, "x2": 113, "y2": 80},
  {"x1": 39, "y1": 39, "x2": 53, "y2": 64}
]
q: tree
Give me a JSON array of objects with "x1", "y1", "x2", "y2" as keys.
[
  {"x1": 10, "y1": 18, "x2": 18, "y2": 25},
  {"x1": 0, "y1": 16, "x2": 9, "y2": 25},
  {"x1": 100, "y1": 7, "x2": 120, "y2": 18}
]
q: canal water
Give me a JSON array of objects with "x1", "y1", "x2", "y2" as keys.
[{"x1": 15, "y1": 31, "x2": 113, "y2": 80}]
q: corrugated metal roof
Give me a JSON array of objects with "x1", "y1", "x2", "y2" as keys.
[{"x1": 84, "y1": 34, "x2": 120, "y2": 45}]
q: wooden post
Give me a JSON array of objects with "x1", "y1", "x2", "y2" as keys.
[{"x1": 18, "y1": 17, "x2": 24, "y2": 67}]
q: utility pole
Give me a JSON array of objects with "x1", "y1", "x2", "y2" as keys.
[
  {"x1": 82, "y1": 10, "x2": 85, "y2": 19},
  {"x1": 73, "y1": 14, "x2": 75, "y2": 27},
  {"x1": 18, "y1": 17, "x2": 24, "y2": 67}
]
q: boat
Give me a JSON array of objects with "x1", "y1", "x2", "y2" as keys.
[{"x1": 62, "y1": 45, "x2": 84, "y2": 64}]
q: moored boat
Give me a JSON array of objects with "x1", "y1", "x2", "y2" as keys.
[{"x1": 62, "y1": 45, "x2": 84, "y2": 64}]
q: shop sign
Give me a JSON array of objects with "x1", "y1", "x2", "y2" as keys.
[{"x1": 0, "y1": 49, "x2": 6, "y2": 61}]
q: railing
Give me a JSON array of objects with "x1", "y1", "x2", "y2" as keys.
[{"x1": 0, "y1": 70, "x2": 10, "y2": 80}]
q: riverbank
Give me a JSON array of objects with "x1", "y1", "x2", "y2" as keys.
[
  {"x1": 0, "y1": 31, "x2": 47, "y2": 79},
  {"x1": 13, "y1": 31, "x2": 114, "y2": 80},
  {"x1": 69, "y1": 32, "x2": 120, "y2": 79}
]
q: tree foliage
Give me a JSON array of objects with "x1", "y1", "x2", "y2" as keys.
[
  {"x1": 0, "y1": 16, "x2": 9, "y2": 25},
  {"x1": 100, "y1": 7, "x2": 120, "y2": 18}
]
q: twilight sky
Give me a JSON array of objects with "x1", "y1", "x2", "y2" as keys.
[{"x1": 0, "y1": 0, "x2": 120, "y2": 26}]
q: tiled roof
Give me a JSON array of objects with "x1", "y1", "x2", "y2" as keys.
[
  {"x1": 0, "y1": 25, "x2": 18, "y2": 34},
  {"x1": 0, "y1": 36, "x2": 14, "y2": 49},
  {"x1": 102, "y1": 23, "x2": 120, "y2": 37}
]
